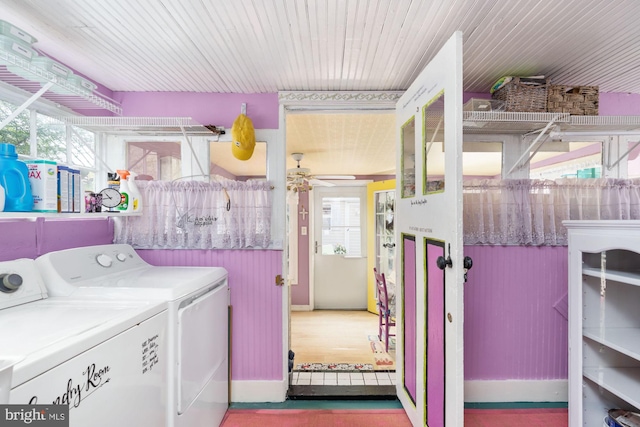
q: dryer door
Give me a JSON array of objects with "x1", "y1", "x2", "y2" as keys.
[{"x1": 177, "y1": 281, "x2": 228, "y2": 414}]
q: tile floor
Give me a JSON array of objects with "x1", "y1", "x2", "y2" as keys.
[{"x1": 291, "y1": 371, "x2": 396, "y2": 386}]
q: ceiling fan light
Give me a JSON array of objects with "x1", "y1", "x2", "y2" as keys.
[{"x1": 287, "y1": 167, "x2": 311, "y2": 175}]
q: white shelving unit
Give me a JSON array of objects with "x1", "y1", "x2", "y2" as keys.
[
  {"x1": 565, "y1": 220, "x2": 640, "y2": 426},
  {"x1": 0, "y1": 46, "x2": 122, "y2": 115}
]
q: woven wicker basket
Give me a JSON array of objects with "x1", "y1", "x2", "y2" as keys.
[
  {"x1": 491, "y1": 77, "x2": 549, "y2": 112},
  {"x1": 547, "y1": 85, "x2": 599, "y2": 115}
]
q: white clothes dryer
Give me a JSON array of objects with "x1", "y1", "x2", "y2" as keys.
[
  {"x1": 36, "y1": 244, "x2": 229, "y2": 427},
  {"x1": 0, "y1": 258, "x2": 168, "y2": 427}
]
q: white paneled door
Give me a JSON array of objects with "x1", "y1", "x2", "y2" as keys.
[
  {"x1": 313, "y1": 185, "x2": 368, "y2": 309},
  {"x1": 394, "y1": 32, "x2": 466, "y2": 426}
]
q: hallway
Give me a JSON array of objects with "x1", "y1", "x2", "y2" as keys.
[{"x1": 289, "y1": 310, "x2": 395, "y2": 394}]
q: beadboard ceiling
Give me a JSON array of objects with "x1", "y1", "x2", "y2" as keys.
[{"x1": 2, "y1": 0, "x2": 640, "y2": 176}]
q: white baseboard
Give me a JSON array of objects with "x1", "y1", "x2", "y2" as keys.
[
  {"x1": 464, "y1": 379, "x2": 568, "y2": 403},
  {"x1": 291, "y1": 305, "x2": 312, "y2": 311},
  {"x1": 231, "y1": 379, "x2": 288, "y2": 403}
]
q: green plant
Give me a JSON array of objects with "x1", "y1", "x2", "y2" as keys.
[{"x1": 334, "y1": 244, "x2": 347, "y2": 255}]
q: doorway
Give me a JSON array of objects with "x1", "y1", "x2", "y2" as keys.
[
  {"x1": 282, "y1": 106, "x2": 399, "y2": 398},
  {"x1": 288, "y1": 183, "x2": 396, "y2": 397}
]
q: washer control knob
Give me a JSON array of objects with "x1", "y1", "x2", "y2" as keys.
[
  {"x1": 0, "y1": 273, "x2": 23, "y2": 293},
  {"x1": 96, "y1": 254, "x2": 113, "y2": 268},
  {"x1": 116, "y1": 253, "x2": 127, "y2": 262}
]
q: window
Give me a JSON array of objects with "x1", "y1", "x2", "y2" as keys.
[
  {"x1": 0, "y1": 99, "x2": 30, "y2": 156},
  {"x1": 401, "y1": 117, "x2": 416, "y2": 197},
  {"x1": 423, "y1": 92, "x2": 445, "y2": 194},
  {"x1": 210, "y1": 141, "x2": 267, "y2": 181},
  {"x1": 463, "y1": 142, "x2": 503, "y2": 179},
  {"x1": 627, "y1": 140, "x2": 640, "y2": 178},
  {"x1": 321, "y1": 196, "x2": 362, "y2": 256},
  {"x1": 0, "y1": 100, "x2": 98, "y2": 194},
  {"x1": 529, "y1": 141, "x2": 602, "y2": 179},
  {"x1": 127, "y1": 141, "x2": 181, "y2": 181},
  {"x1": 36, "y1": 115, "x2": 66, "y2": 163}
]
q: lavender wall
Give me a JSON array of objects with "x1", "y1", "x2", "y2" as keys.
[
  {"x1": 463, "y1": 245, "x2": 568, "y2": 380},
  {"x1": 290, "y1": 189, "x2": 310, "y2": 305},
  {"x1": 136, "y1": 249, "x2": 284, "y2": 381},
  {"x1": 113, "y1": 92, "x2": 279, "y2": 129}
]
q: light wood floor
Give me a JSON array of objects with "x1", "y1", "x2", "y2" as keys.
[{"x1": 290, "y1": 310, "x2": 394, "y2": 365}]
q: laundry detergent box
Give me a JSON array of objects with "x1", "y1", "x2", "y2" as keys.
[{"x1": 25, "y1": 159, "x2": 57, "y2": 212}]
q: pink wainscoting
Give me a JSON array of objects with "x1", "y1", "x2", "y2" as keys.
[
  {"x1": 36, "y1": 218, "x2": 114, "y2": 256},
  {"x1": 0, "y1": 220, "x2": 38, "y2": 260},
  {"x1": 136, "y1": 249, "x2": 284, "y2": 381},
  {"x1": 463, "y1": 245, "x2": 568, "y2": 380},
  {"x1": 0, "y1": 218, "x2": 113, "y2": 261},
  {"x1": 113, "y1": 92, "x2": 279, "y2": 129}
]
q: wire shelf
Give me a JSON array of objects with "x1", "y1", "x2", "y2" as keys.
[
  {"x1": 463, "y1": 111, "x2": 570, "y2": 134},
  {"x1": 0, "y1": 48, "x2": 122, "y2": 115},
  {"x1": 53, "y1": 116, "x2": 220, "y2": 136}
]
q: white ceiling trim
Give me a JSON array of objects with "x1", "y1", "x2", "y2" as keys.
[{"x1": 279, "y1": 90, "x2": 404, "y2": 110}]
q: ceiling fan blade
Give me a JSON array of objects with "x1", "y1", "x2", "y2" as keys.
[
  {"x1": 314, "y1": 175, "x2": 356, "y2": 180},
  {"x1": 308, "y1": 178, "x2": 335, "y2": 187}
]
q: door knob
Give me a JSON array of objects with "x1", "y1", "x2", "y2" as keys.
[
  {"x1": 463, "y1": 256, "x2": 473, "y2": 283},
  {"x1": 436, "y1": 255, "x2": 452, "y2": 270}
]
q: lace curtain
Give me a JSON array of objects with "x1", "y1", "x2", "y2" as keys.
[
  {"x1": 114, "y1": 179, "x2": 272, "y2": 249},
  {"x1": 463, "y1": 178, "x2": 640, "y2": 246}
]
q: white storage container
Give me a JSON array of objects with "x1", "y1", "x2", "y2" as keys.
[
  {"x1": 0, "y1": 20, "x2": 37, "y2": 44},
  {"x1": 25, "y1": 160, "x2": 57, "y2": 213},
  {"x1": 68, "y1": 74, "x2": 97, "y2": 92},
  {"x1": 0, "y1": 34, "x2": 36, "y2": 60},
  {"x1": 31, "y1": 56, "x2": 72, "y2": 78},
  {"x1": 49, "y1": 74, "x2": 98, "y2": 95}
]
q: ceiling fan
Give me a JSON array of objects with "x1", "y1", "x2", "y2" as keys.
[{"x1": 286, "y1": 152, "x2": 355, "y2": 191}]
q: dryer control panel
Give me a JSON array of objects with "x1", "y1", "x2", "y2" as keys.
[
  {"x1": 35, "y1": 244, "x2": 150, "y2": 296},
  {"x1": 0, "y1": 259, "x2": 48, "y2": 310}
]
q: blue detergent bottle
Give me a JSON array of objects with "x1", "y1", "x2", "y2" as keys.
[{"x1": 0, "y1": 143, "x2": 33, "y2": 212}]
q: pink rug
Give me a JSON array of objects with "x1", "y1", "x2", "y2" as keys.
[
  {"x1": 222, "y1": 408, "x2": 568, "y2": 427},
  {"x1": 221, "y1": 409, "x2": 412, "y2": 426},
  {"x1": 465, "y1": 408, "x2": 568, "y2": 426}
]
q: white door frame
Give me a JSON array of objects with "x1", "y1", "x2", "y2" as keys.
[{"x1": 278, "y1": 91, "x2": 402, "y2": 390}]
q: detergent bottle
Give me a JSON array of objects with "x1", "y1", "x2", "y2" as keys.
[
  {"x1": 127, "y1": 171, "x2": 142, "y2": 213},
  {"x1": 0, "y1": 143, "x2": 33, "y2": 212},
  {"x1": 115, "y1": 169, "x2": 132, "y2": 212}
]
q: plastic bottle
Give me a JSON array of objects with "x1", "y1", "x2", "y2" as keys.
[
  {"x1": 0, "y1": 143, "x2": 33, "y2": 212},
  {"x1": 116, "y1": 169, "x2": 132, "y2": 212},
  {"x1": 106, "y1": 172, "x2": 120, "y2": 212},
  {"x1": 127, "y1": 171, "x2": 142, "y2": 213}
]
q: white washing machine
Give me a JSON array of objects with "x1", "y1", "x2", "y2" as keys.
[
  {"x1": 0, "y1": 258, "x2": 168, "y2": 426},
  {"x1": 36, "y1": 244, "x2": 229, "y2": 427}
]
